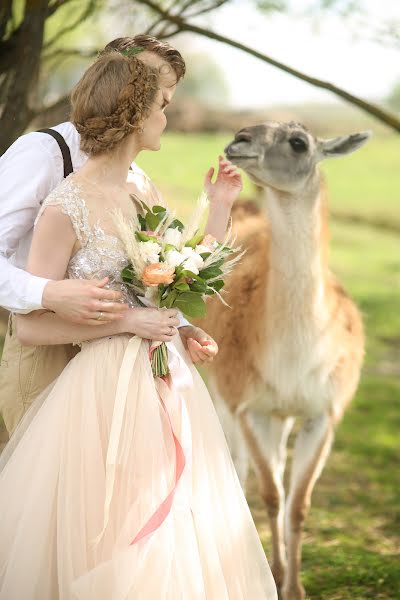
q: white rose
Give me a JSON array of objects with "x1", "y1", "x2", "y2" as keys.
[
  {"x1": 182, "y1": 258, "x2": 200, "y2": 275},
  {"x1": 164, "y1": 227, "x2": 182, "y2": 248},
  {"x1": 195, "y1": 244, "x2": 212, "y2": 255},
  {"x1": 165, "y1": 249, "x2": 185, "y2": 268},
  {"x1": 181, "y1": 246, "x2": 204, "y2": 269},
  {"x1": 139, "y1": 240, "x2": 162, "y2": 264}
]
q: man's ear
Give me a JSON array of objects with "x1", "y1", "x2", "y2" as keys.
[{"x1": 317, "y1": 131, "x2": 372, "y2": 161}]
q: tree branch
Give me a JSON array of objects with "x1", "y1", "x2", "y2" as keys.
[
  {"x1": 44, "y1": 0, "x2": 98, "y2": 50},
  {"x1": 137, "y1": 0, "x2": 400, "y2": 133}
]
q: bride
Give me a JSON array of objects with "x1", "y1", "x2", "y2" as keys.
[{"x1": 0, "y1": 51, "x2": 277, "y2": 599}]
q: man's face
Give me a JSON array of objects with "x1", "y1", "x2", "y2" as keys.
[
  {"x1": 135, "y1": 50, "x2": 178, "y2": 152},
  {"x1": 137, "y1": 50, "x2": 178, "y2": 108}
]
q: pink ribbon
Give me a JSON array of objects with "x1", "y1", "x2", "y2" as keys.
[{"x1": 130, "y1": 380, "x2": 186, "y2": 545}]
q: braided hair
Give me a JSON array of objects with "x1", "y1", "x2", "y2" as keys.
[{"x1": 71, "y1": 52, "x2": 159, "y2": 155}]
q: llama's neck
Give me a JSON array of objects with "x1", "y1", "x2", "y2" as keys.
[{"x1": 262, "y1": 180, "x2": 328, "y2": 330}]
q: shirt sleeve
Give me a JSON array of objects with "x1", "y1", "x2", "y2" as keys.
[{"x1": 0, "y1": 136, "x2": 56, "y2": 313}]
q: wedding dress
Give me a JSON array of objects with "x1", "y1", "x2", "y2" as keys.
[{"x1": 0, "y1": 175, "x2": 277, "y2": 600}]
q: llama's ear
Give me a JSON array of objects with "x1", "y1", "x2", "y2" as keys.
[{"x1": 317, "y1": 131, "x2": 372, "y2": 161}]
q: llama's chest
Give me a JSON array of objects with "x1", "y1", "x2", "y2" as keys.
[{"x1": 253, "y1": 317, "x2": 339, "y2": 417}]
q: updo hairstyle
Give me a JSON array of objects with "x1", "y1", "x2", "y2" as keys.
[{"x1": 70, "y1": 52, "x2": 159, "y2": 155}]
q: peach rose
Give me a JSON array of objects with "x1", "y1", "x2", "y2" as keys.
[{"x1": 142, "y1": 263, "x2": 175, "y2": 286}]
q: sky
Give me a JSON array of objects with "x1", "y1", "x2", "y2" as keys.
[{"x1": 176, "y1": 0, "x2": 400, "y2": 108}]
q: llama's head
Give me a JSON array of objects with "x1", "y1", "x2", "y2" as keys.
[{"x1": 225, "y1": 121, "x2": 371, "y2": 194}]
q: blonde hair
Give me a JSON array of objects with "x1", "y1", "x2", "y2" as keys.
[{"x1": 70, "y1": 53, "x2": 159, "y2": 155}]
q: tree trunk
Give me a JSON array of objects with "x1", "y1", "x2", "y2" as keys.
[{"x1": 0, "y1": 0, "x2": 49, "y2": 155}]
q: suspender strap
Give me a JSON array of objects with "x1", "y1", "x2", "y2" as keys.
[{"x1": 37, "y1": 128, "x2": 73, "y2": 178}]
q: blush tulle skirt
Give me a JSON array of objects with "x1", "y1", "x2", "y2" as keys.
[{"x1": 0, "y1": 334, "x2": 277, "y2": 599}]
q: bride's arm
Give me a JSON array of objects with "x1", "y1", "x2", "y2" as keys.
[{"x1": 16, "y1": 206, "x2": 179, "y2": 346}]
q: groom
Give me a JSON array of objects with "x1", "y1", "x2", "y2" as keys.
[{"x1": 0, "y1": 35, "x2": 237, "y2": 436}]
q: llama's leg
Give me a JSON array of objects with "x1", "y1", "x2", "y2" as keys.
[
  {"x1": 208, "y1": 380, "x2": 250, "y2": 490},
  {"x1": 283, "y1": 413, "x2": 334, "y2": 600},
  {"x1": 239, "y1": 409, "x2": 294, "y2": 588}
]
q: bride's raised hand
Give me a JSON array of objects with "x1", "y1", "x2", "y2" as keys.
[{"x1": 203, "y1": 155, "x2": 243, "y2": 208}]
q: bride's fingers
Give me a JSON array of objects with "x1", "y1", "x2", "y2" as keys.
[{"x1": 204, "y1": 167, "x2": 214, "y2": 186}]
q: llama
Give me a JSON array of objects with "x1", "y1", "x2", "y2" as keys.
[{"x1": 199, "y1": 122, "x2": 368, "y2": 600}]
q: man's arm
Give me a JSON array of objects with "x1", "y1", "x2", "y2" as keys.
[
  {"x1": 0, "y1": 137, "x2": 56, "y2": 313},
  {"x1": 0, "y1": 136, "x2": 129, "y2": 323}
]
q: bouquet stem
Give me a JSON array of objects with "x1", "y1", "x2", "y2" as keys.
[{"x1": 150, "y1": 342, "x2": 170, "y2": 378}]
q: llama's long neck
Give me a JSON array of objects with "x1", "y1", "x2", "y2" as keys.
[{"x1": 262, "y1": 177, "x2": 329, "y2": 335}]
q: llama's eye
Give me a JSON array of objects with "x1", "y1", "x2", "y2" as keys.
[{"x1": 289, "y1": 137, "x2": 308, "y2": 153}]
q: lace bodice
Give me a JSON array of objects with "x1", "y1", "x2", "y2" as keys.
[{"x1": 35, "y1": 175, "x2": 142, "y2": 308}]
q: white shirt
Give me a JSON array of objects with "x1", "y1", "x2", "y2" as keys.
[{"x1": 0, "y1": 121, "x2": 189, "y2": 326}]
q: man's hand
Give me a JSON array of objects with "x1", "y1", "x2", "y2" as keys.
[
  {"x1": 179, "y1": 325, "x2": 219, "y2": 364},
  {"x1": 42, "y1": 277, "x2": 129, "y2": 326}
]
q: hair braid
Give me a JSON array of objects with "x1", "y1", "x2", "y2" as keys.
[{"x1": 71, "y1": 53, "x2": 159, "y2": 155}]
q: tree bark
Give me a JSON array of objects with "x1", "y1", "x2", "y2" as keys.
[{"x1": 0, "y1": 0, "x2": 49, "y2": 155}]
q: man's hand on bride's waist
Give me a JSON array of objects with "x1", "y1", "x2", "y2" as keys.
[{"x1": 42, "y1": 277, "x2": 129, "y2": 326}]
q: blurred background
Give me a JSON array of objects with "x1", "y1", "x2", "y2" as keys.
[{"x1": 1, "y1": 1, "x2": 399, "y2": 598}]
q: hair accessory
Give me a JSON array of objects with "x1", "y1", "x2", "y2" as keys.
[{"x1": 121, "y1": 46, "x2": 145, "y2": 57}]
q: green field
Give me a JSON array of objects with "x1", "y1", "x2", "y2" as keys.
[
  {"x1": 138, "y1": 133, "x2": 400, "y2": 599},
  {"x1": 1, "y1": 133, "x2": 399, "y2": 599}
]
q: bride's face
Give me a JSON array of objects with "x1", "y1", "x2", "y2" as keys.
[
  {"x1": 136, "y1": 51, "x2": 177, "y2": 152},
  {"x1": 138, "y1": 88, "x2": 168, "y2": 152}
]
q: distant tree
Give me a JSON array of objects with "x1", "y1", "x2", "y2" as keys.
[
  {"x1": 1, "y1": 0, "x2": 399, "y2": 155},
  {"x1": 175, "y1": 52, "x2": 229, "y2": 106},
  {"x1": 386, "y1": 81, "x2": 400, "y2": 113}
]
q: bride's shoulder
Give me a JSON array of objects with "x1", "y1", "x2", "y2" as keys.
[{"x1": 35, "y1": 174, "x2": 90, "y2": 242}]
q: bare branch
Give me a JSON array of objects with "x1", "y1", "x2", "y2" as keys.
[
  {"x1": 136, "y1": 0, "x2": 400, "y2": 133},
  {"x1": 43, "y1": 47, "x2": 99, "y2": 62},
  {"x1": 44, "y1": 0, "x2": 98, "y2": 50},
  {"x1": 46, "y1": 0, "x2": 75, "y2": 17}
]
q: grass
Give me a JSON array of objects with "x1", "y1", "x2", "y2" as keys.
[
  {"x1": 136, "y1": 133, "x2": 400, "y2": 226},
  {"x1": 1, "y1": 133, "x2": 399, "y2": 599},
  {"x1": 137, "y1": 134, "x2": 400, "y2": 599}
]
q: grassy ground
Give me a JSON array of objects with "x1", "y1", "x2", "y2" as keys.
[
  {"x1": 1, "y1": 133, "x2": 399, "y2": 598},
  {"x1": 137, "y1": 134, "x2": 400, "y2": 599}
]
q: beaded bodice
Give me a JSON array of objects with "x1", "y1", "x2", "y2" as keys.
[{"x1": 35, "y1": 175, "x2": 142, "y2": 308}]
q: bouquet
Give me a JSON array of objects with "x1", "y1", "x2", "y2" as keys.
[{"x1": 113, "y1": 194, "x2": 243, "y2": 378}]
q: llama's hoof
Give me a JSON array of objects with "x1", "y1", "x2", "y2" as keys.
[{"x1": 281, "y1": 581, "x2": 305, "y2": 600}]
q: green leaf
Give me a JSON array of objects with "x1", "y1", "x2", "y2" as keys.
[
  {"x1": 169, "y1": 218, "x2": 184, "y2": 232},
  {"x1": 160, "y1": 289, "x2": 178, "y2": 309},
  {"x1": 173, "y1": 292, "x2": 207, "y2": 318},
  {"x1": 121, "y1": 265, "x2": 135, "y2": 283},
  {"x1": 152, "y1": 205, "x2": 166, "y2": 214},
  {"x1": 210, "y1": 279, "x2": 224, "y2": 292},
  {"x1": 136, "y1": 231, "x2": 159, "y2": 243},
  {"x1": 174, "y1": 282, "x2": 190, "y2": 291},
  {"x1": 190, "y1": 280, "x2": 208, "y2": 293},
  {"x1": 138, "y1": 214, "x2": 146, "y2": 230},
  {"x1": 199, "y1": 266, "x2": 223, "y2": 280},
  {"x1": 146, "y1": 211, "x2": 161, "y2": 231},
  {"x1": 121, "y1": 46, "x2": 145, "y2": 56},
  {"x1": 185, "y1": 231, "x2": 204, "y2": 249},
  {"x1": 200, "y1": 252, "x2": 211, "y2": 260}
]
